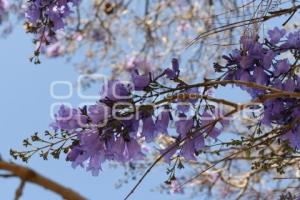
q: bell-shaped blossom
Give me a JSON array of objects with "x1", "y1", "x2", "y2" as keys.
[
  {"x1": 240, "y1": 36, "x2": 255, "y2": 51},
  {"x1": 172, "y1": 58, "x2": 180, "y2": 73},
  {"x1": 164, "y1": 58, "x2": 180, "y2": 79},
  {"x1": 88, "y1": 103, "x2": 111, "y2": 125},
  {"x1": 284, "y1": 79, "x2": 296, "y2": 91},
  {"x1": 249, "y1": 43, "x2": 264, "y2": 60},
  {"x1": 240, "y1": 55, "x2": 253, "y2": 69},
  {"x1": 254, "y1": 67, "x2": 269, "y2": 85},
  {"x1": 131, "y1": 70, "x2": 150, "y2": 91},
  {"x1": 180, "y1": 132, "x2": 205, "y2": 161},
  {"x1": 124, "y1": 139, "x2": 144, "y2": 161},
  {"x1": 101, "y1": 80, "x2": 132, "y2": 101},
  {"x1": 263, "y1": 50, "x2": 276, "y2": 69},
  {"x1": 68, "y1": 129, "x2": 106, "y2": 176},
  {"x1": 51, "y1": 105, "x2": 88, "y2": 131},
  {"x1": 180, "y1": 140, "x2": 196, "y2": 161},
  {"x1": 142, "y1": 116, "x2": 158, "y2": 142},
  {"x1": 201, "y1": 112, "x2": 222, "y2": 139},
  {"x1": 160, "y1": 143, "x2": 177, "y2": 164},
  {"x1": 193, "y1": 134, "x2": 205, "y2": 152},
  {"x1": 282, "y1": 31, "x2": 300, "y2": 48},
  {"x1": 175, "y1": 113, "x2": 193, "y2": 138},
  {"x1": 268, "y1": 27, "x2": 286, "y2": 44},
  {"x1": 275, "y1": 59, "x2": 290, "y2": 76},
  {"x1": 156, "y1": 109, "x2": 170, "y2": 134},
  {"x1": 280, "y1": 128, "x2": 300, "y2": 150}
]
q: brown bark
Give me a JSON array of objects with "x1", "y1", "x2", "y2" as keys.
[{"x1": 0, "y1": 161, "x2": 86, "y2": 200}]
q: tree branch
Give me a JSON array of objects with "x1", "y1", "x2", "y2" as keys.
[{"x1": 0, "y1": 161, "x2": 86, "y2": 200}]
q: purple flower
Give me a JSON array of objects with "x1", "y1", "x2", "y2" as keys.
[
  {"x1": 164, "y1": 58, "x2": 180, "y2": 79},
  {"x1": 180, "y1": 140, "x2": 196, "y2": 161},
  {"x1": 240, "y1": 55, "x2": 253, "y2": 69},
  {"x1": 88, "y1": 103, "x2": 111, "y2": 125},
  {"x1": 51, "y1": 105, "x2": 88, "y2": 131},
  {"x1": 122, "y1": 118, "x2": 140, "y2": 138},
  {"x1": 180, "y1": 133, "x2": 204, "y2": 161},
  {"x1": 254, "y1": 67, "x2": 268, "y2": 85},
  {"x1": 112, "y1": 137, "x2": 144, "y2": 162},
  {"x1": 160, "y1": 143, "x2": 177, "y2": 164},
  {"x1": 177, "y1": 102, "x2": 190, "y2": 113},
  {"x1": 67, "y1": 146, "x2": 82, "y2": 162},
  {"x1": 165, "y1": 68, "x2": 177, "y2": 79},
  {"x1": 142, "y1": 116, "x2": 158, "y2": 142},
  {"x1": 101, "y1": 80, "x2": 132, "y2": 101},
  {"x1": 87, "y1": 154, "x2": 103, "y2": 176},
  {"x1": 131, "y1": 70, "x2": 150, "y2": 91},
  {"x1": 297, "y1": 77, "x2": 300, "y2": 91},
  {"x1": 69, "y1": 129, "x2": 106, "y2": 175},
  {"x1": 156, "y1": 108, "x2": 170, "y2": 134},
  {"x1": 275, "y1": 59, "x2": 290, "y2": 76},
  {"x1": 108, "y1": 137, "x2": 125, "y2": 161},
  {"x1": 25, "y1": 4, "x2": 40, "y2": 23},
  {"x1": 263, "y1": 50, "x2": 276, "y2": 69},
  {"x1": 237, "y1": 70, "x2": 251, "y2": 82},
  {"x1": 124, "y1": 139, "x2": 144, "y2": 160},
  {"x1": 282, "y1": 31, "x2": 300, "y2": 48},
  {"x1": 268, "y1": 27, "x2": 286, "y2": 44},
  {"x1": 249, "y1": 43, "x2": 264, "y2": 59},
  {"x1": 280, "y1": 129, "x2": 300, "y2": 149},
  {"x1": 172, "y1": 58, "x2": 180, "y2": 73},
  {"x1": 201, "y1": 112, "x2": 222, "y2": 139},
  {"x1": 273, "y1": 78, "x2": 283, "y2": 90},
  {"x1": 193, "y1": 134, "x2": 205, "y2": 152},
  {"x1": 262, "y1": 99, "x2": 285, "y2": 126},
  {"x1": 24, "y1": 0, "x2": 81, "y2": 44},
  {"x1": 208, "y1": 127, "x2": 221, "y2": 139},
  {"x1": 284, "y1": 78, "x2": 296, "y2": 91},
  {"x1": 240, "y1": 36, "x2": 255, "y2": 51},
  {"x1": 175, "y1": 113, "x2": 193, "y2": 138}
]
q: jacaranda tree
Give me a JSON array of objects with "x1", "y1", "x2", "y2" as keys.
[{"x1": 1, "y1": 0, "x2": 300, "y2": 199}]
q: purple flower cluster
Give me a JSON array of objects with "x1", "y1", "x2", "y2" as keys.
[
  {"x1": 48, "y1": 27, "x2": 300, "y2": 175},
  {"x1": 50, "y1": 59, "x2": 225, "y2": 175},
  {"x1": 219, "y1": 27, "x2": 300, "y2": 148},
  {"x1": 24, "y1": 0, "x2": 80, "y2": 43}
]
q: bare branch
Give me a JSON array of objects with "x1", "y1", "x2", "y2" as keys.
[{"x1": 0, "y1": 161, "x2": 86, "y2": 200}]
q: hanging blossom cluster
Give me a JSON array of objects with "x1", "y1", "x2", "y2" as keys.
[
  {"x1": 24, "y1": 0, "x2": 80, "y2": 63},
  {"x1": 217, "y1": 27, "x2": 300, "y2": 148},
  {"x1": 12, "y1": 27, "x2": 300, "y2": 181},
  {"x1": 42, "y1": 58, "x2": 228, "y2": 176},
  {"x1": 0, "y1": 0, "x2": 8, "y2": 23}
]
